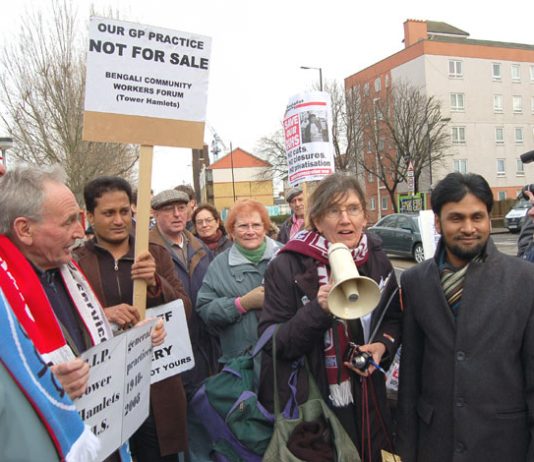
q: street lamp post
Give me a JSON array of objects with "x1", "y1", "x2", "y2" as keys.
[
  {"x1": 0, "y1": 137, "x2": 14, "y2": 167},
  {"x1": 300, "y1": 66, "x2": 323, "y2": 91}
]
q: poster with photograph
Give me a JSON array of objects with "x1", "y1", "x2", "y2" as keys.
[{"x1": 283, "y1": 91, "x2": 335, "y2": 186}]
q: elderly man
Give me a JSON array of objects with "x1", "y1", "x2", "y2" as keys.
[
  {"x1": 398, "y1": 172, "x2": 534, "y2": 461},
  {"x1": 150, "y1": 189, "x2": 218, "y2": 462},
  {"x1": 277, "y1": 187, "x2": 305, "y2": 244},
  {"x1": 0, "y1": 165, "x2": 162, "y2": 461},
  {"x1": 75, "y1": 176, "x2": 191, "y2": 462}
]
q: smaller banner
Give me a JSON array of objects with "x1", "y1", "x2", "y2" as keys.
[
  {"x1": 76, "y1": 321, "x2": 154, "y2": 460},
  {"x1": 147, "y1": 299, "x2": 195, "y2": 384},
  {"x1": 418, "y1": 209, "x2": 441, "y2": 260},
  {"x1": 284, "y1": 91, "x2": 335, "y2": 186}
]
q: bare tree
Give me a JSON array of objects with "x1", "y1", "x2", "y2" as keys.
[
  {"x1": 255, "y1": 128, "x2": 287, "y2": 180},
  {"x1": 357, "y1": 81, "x2": 450, "y2": 211},
  {"x1": 0, "y1": 0, "x2": 138, "y2": 204}
]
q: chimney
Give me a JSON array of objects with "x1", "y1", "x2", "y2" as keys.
[{"x1": 403, "y1": 19, "x2": 428, "y2": 48}]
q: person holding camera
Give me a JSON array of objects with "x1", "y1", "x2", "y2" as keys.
[
  {"x1": 258, "y1": 174, "x2": 401, "y2": 462},
  {"x1": 397, "y1": 173, "x2": 534, "y2": 462}
]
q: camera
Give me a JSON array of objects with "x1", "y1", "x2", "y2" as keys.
[
  {"x1": 518, "y1": 184, "x2": 534, "y2": 200},
  {"x1": 344, "y1": 342, "x2": 372, "y2": 372}
]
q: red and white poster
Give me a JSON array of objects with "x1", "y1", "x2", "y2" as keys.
[{"x1": 283, "y1": 91, "x2": 335, "y2": 186}]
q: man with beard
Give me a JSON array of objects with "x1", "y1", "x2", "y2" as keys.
[{"x1": 397, "y1": 172, "x2": 534, "y2": 462}]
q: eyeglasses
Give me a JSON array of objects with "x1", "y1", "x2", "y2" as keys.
[
  {"x1": 324, "y1": 205, "x2": 363, "y2": 219},
  {"x1": 235, "y1": 223, "x2": 264, "y2": 232},
  {"x1": 195, "y1": 217, "x2": 215, "y2": 226},
  {"x1": 159, "y1": 203, "x2": 188, "y2": 213}
]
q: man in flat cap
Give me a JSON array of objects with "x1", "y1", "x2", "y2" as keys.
[
  {"x1": 149, "y1": 189, "x2": 219, "y2": 462},
  {"x1": 277, "y1": 187, "x2": 306, "y2": 244}
]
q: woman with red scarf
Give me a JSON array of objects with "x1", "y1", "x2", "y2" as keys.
[
  {"x1": 192, "y1": 203, "x2": 232, "y2": 256},
  {"x1": 258, "y1": 174, "x2": 402, "y2": 462}
]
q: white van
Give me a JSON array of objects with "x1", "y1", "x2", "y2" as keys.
[{"x1": 504, "y1": 198, "x2": 531, "y2": 233}]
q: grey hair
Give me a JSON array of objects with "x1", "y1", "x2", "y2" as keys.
[
  {"x1": 307, "y1": 173, "x2": 367, "y2": 230},
  {"x1": 0, "y1": 164, "x2": 66, "y2": 234}
]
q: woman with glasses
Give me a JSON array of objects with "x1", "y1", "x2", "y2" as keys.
[
  {"x1": 258, "y1": 174, "x2": 402, "y2": 462},
  {"x1": 192, "y1": 203, "x2": 232, "y2": 256},
  {"x1": 196, "y1": 199, "x2": 282, "y2": 364}
]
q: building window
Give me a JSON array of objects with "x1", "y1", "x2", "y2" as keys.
[
  {"x1": 492, "y1": 63, "x2": 502, "y2": 80},
  {"x1": 381, "y1": 196, "x2": 388, "y2": 210},
  {"x1": 495, "y1": 127, "x2": 504, "y2": 143},
  {"x1": 451, "y1": 126, "x2": 466, "y2": 144},
  {"x1": 511, "y1": 64, "x2": 521, "y2": 81},
  {"x1": 368, "y1": 172, "x2": 374, "y2": 183},
  {"x1": 449, "y1": 60, "x2": 463, "y2": 78},
  {"x1": 498, "y1": 191, "x2": 506, "y2": 201},
  {"x1": 450, "y1": 93, "x2": 464, "y2": 112},
  {"x1": 363, "y1": 82, "x2": 370, "y2": 96},
  {"x1": 369, "y1": 197, "x2": 376, "y2": 210},
  {"x1": 530, "y1": 65, "x2": 534, "y2": 81},
  {"x1": 496, "y1": 159, "x2": 506, "y2": 176},
  {"x1": 515, "y1": 127, "x2": 524, "y2": 143},
  {"x1": 454, "y1": 159, "x2": 467, "y2": 174},
  {"x1": 513, "y1": 95, "x2": 523, "y2": 113},
  {"x1": 374, "y1": 77, "x2": 381, "y2": 92},
  {"x1": 493, "y1": 94, "x2": 503, "y2": 113},
  {"x1": 517, "y1": 159, "x2": 525, "y2": 175},
  {"x1": 374, "y1": 98, "x2": 383, "y2": 120}
]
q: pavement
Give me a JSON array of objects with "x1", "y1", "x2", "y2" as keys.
[{"x1": 491, "y1": 227, "x2": 508, "y2": 234}]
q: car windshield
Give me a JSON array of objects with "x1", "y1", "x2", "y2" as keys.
[{"x1": 515, "y1": 199, "x2": 531, "y2": 209}]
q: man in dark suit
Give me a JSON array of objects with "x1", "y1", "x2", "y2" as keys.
[{"x1": 398, "y1": 172, "x2": 534, "y2": 462}]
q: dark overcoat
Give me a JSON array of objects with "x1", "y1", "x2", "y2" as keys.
[{"x1": 397, "y1": 238, "x2": 534, "y2": 462}]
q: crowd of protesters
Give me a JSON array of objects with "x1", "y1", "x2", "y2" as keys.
[{"x1": 1, "y1": 162, "x2": 534, "y2": 462}]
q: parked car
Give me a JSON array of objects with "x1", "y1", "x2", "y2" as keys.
[
  {"x1": 504, "y1": 198, "x2": 531, "y2": 233},
  {"x1": 367, "y1": 213, "x2": 424, "y2": 263}
]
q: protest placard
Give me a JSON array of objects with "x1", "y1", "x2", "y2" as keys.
[
  {"x1": 419, "y1": 209, "x2": 441, "y2": 260},
  {"x1": 283, "y1": 91, "x2": 335, "y2": 186},
  {"x1": 76, "y1": 322, "x2": 153, "y2": 460},
  {"x1": 83, "y1": 16, "x2": 211, "y2": 148},
  {"x1": 147, "y1": 299, "x2": 194, "y2": 384}
]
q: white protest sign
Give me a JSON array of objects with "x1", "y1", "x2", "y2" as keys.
[
  {"x1": 147, "y1": 299, "x2": 194, "y2": 384},
  {"x1": 284, "y1": 91, "x2": 335, "y2": 186},
  {"x1": 83, "y1": 17, "x2": 211, "y2": 147},
  {"x1": 121, "y1": 323, "x2": 154, "y2": 441},
  {"x1": 419, "y1": 209, "x2": 441, "y2": 260},
  {"x1": 76, "y1": 322, "x2": 153, "y2": 460}
]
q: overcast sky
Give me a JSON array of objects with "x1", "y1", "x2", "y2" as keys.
[{"x1": 1, "y1": 0, "x2": 533, "y2": 192}]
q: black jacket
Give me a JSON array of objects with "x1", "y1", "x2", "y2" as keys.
[{"x1": 258, "y1": 233, "x2": 401, "y2": 460}]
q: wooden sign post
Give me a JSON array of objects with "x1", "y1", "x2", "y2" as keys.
[
  {"x1": 83, "y1": 17, "x2": 211, "y2": 317},
  {"x1": 132, "y1": 146, "x2": 154, "y2": 315}
]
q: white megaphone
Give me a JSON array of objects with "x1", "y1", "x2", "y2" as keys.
[{"x1": 327, "y1": 243, "x2": 381, "y2": 320}]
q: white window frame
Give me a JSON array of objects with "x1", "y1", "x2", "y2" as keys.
[
  {"x1": 517, "y1": 159, "x2": 525, "y2": 176},
  {"x1": 515, "y1": 127, "x2": 524, "y2": 143},
  {"x1": 369, "y1": 197, "x2": 376, "y2": 210},
  {"x1": 381, "y1": 196, "x2": 388, "y2": 211},
  {"x1": 449, "y1": 60, "x2": 463, "y2": 78},
  {"x1": 496, "y1": 159, "x2": 506, "y2": 176},
  {"x1": 451, "y1": 126, "x2": 466, "y2": 144},
  {"x1": 493, "y1": 94, "x2": 503, "y2": 113},
  {"x1": 374, "y1": 77, "x2": 381, "y2": 92},
  {"x1": 511, "y1": 64, "x2": 521, "y2": 81},
  {"x1": 454, "y1": 159, "x2": 467, "y2": 174},
  {"x1": 495, "y1": 127, "x2": 504, "y2": 144},
  {"x1": 513, "y1": 95, "x2": 523, "y2": 113},
  {"x1": 492, "y1": 63, "x2": 502, "y2": 80},
  {"x1": 450, "y1": 93, "x2": 465, "y2": 112}
]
